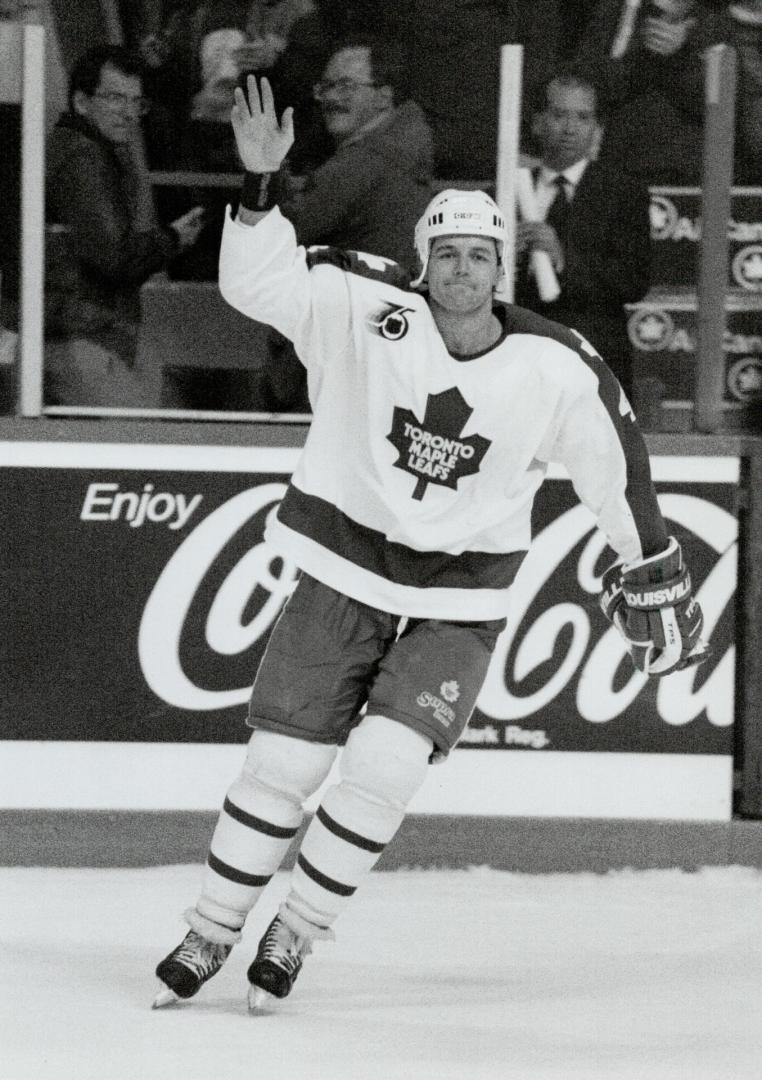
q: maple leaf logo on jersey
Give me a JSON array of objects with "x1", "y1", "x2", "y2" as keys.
[
  {"x1": 387, "y1": 387, "x2": 491, "y2": 500},
  {"x1": 367, "y1": 302, "x2": 415, "y2": 341}
]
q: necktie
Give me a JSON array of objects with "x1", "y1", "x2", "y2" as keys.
[{"x1": 546, "y1": 174, "x2": 571, "y2": 242}]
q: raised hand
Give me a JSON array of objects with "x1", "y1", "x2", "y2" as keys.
[
  {"x1": 231, "y1": 75, "x2": 294, "y2": 173},
  {"x1": 641, "y1": 13, "x2": 695, "y2": 57}
]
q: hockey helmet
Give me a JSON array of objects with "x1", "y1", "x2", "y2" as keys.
[{"x1": 411, "y1": 188, "x2": 508, "y2": 291}]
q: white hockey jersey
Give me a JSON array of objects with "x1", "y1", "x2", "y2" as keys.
[{"x1": 219, "y1": 207, "x2": 668, "y2": 621}]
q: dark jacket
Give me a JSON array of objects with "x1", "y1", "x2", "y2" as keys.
[
  {"x1": 718, "y1": 10, "x2": 762, "y2": 183},
  {"x1": 280, "y1": 100, "x2": 434, "y2": 275},
  {"x1": 514, "y1": 159, "x2": 651, "y2": 397},
  {"x1": 45, "y1": 113, "x2": 177, "y2": 348},
  {"x1": 395, "y1": 0, "x2": 562, "y2": 179},
  {"x1": 574, "y1": 0, "x2": 728, "y2": 183}
]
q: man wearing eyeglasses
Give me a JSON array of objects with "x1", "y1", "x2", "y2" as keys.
[
  {"x1": 278, "y1": 38, "x2": 433, "y2": 273},
  {"x1": 44, "y1": 44, "x2": 205, "y2": 407},
  {"x1": 258, "y1": 37, "x2": 434, "y2": 410}
]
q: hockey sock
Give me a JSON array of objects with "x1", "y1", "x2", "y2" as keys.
[
  {"x1": 195, "y1": 730, "x2": 337, "y2": 931},
  {"x1": 281, "y1": 715, "x2": 432, "y2": 938}
]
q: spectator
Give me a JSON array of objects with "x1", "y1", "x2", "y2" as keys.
[
  {"x1": 574, "y1": 0, "x2": 727, "y2": 183},
  {"x1": 280, "y1": 38, "x2": 433, "y2": 270},
  {"x1": 256, "y1": 2, "x2": 405, "y2": 179},
  {"x1": 514, "y1": 72, "x2": 651, "y2": 399},
  {"x1": 0, "y1": 1, "x2": 36, "y2": 17},
  {"x1": 236, "y1": 0, "x2": 316, "y2": 74},
  {"x1": 0, "y1": 10, "x2": 23, "y2": 338},
  {"x1": 138, "y1": 2, "x2": 200, "y2": 168},
  {"x1": 177, "y1": 0, "x2": 313, "y2": 170},
  {"x1": 259, "y1": 37, "x2": 435, "y2": 410},
  {"x1": 725, "y1": 0, "x2": 762, "y2": 181},
  {"x1": 392, "y1": 0, "x2": 563, "y2": 181},
  {"x1": 267, "y1": 0, "x2": 353, "y2": 173},
  {"x1": 159, "y1": 2, "x2": 341, "y2": 282},
  {"x1": 559, "y1": 0, "x2": 603, "y2": 57},
  {"x1": 134, "y1": 2, "x2": 314, "y2": 169},
  {"x1": 45, "y1": 44, "x2": 205, "y2": 407}
]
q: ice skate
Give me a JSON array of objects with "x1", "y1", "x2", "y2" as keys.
[
  {"x1": 247, "y1": 915, "x2": 312, "y2": 1012},
  {"x1": 153, "y1": 929, "x2": 233, "y2": 1008}
]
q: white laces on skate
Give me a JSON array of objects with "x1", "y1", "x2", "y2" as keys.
[
  {"x1": 153, "y1": 930, "x2": 232, "y2": 1009},
  {"x1": 173, "y1": 932, "x2": 229, "y2": 978},
  {"x1": 246, "y1": 915, "x2": 314, "y2": 1013},
  {"x1": 260, "y1": 917, "x2": 311, "y2": 974}
]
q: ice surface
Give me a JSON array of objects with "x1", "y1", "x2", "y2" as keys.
[{"x1": 2, "y1": 864, "x2": 762, "y2": 1080}]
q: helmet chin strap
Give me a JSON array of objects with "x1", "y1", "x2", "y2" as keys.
[{"x1": 411, "y1": 188, "x2": 509, "y2": 295}]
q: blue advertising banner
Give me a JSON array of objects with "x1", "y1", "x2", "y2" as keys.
[
  {"x1": 649, "y1": 186, "x2": 762, "y2": 291},
  {"x1": 627, "y1": 292, "x2": 762, "y2": 407},
  {"x1": 1, "y1": 443, "x2": 737, "y2": 761}
]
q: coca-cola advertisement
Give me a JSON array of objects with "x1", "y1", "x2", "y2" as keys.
[
  {"x1": 469, "y1": 463, "x2": 736, "y2": 757},
  {"x1": 1, "y1": 443, "x2": 737, "y2": 765}
]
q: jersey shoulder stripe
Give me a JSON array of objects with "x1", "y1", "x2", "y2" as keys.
[
  {"x1": 500, "y1": 303, "x2": 587, "y2": 352},
  {"x1": 306, "y1": 245, "x2": 411, "y2": 290},
  {"x1": 500, "y1": 304, "x2": 666, "y2": 558},
  {"x1": 502, "y1": 301, "x2": 624, "y2": 401},
  {"x1": 506, "y1": 306, "x2": 668, "y2": 558}
]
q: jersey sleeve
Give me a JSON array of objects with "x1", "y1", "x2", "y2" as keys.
[
  {"x1": 217, "y1": 206, "x2": 352, "y2": 372},
  {"x1": 545, "y1": 343, "x2": 668, "y2": 564}
]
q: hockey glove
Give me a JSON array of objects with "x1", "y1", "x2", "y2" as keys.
[{"x1": 599, "y1": 536, "x2": 710, "y2": 677}]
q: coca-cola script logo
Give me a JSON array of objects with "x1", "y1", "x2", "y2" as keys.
[
  {"x1": 138, "y1": 484, "x2": 298, "y2": 710},
  {"x1": 478, "y1": 494, "x2": 735, "y2": 729},
  {"x1": 138, "y1": 485, "x2": 735, "y2": 730}
]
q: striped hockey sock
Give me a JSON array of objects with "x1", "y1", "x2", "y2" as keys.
[
  {"x1": 197, "y1": 780, "x2": 302, "y2": 930},
  {"x1": 286, "y1": 793, "x2": 391, "y2": 927},
  {"x1": 195, "y1": 732, "x2": 338, "y2": 932},
  {"x1": 281, "y1": 715, "x2": 432, "y2": 935}
]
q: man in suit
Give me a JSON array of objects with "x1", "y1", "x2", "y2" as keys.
[
  {"x1": 514, "y1": 72, "x2": 651, "y2": 399},
  {"x1": 573, "y1": 0, "x2": 727, "y2": 184},
  {"x1": 392, "y1": 0, "x2": 562, "y2": 180},
  {"x1": 259, "y1": 36, "x2": 435, "y2": 411}
]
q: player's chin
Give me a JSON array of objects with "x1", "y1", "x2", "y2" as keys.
[{"x1": 440, "y1": 285, "x2": 487, "y2": 311}]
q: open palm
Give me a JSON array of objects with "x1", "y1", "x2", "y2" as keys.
[{"x1": 231, "y1": 76, "x2": 294, "y2": 173}]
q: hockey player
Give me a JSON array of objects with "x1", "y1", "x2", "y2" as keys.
[{"x1": 154, "y1": 77, "x2": 708, "y2": 1013}]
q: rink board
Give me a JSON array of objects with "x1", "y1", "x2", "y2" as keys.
[
  {"x1": 0, "y1": 741, "x2": 733, "y2": 820},
  {"x1": 0, "y1": 441, "x2": 739, "y2": 821}
]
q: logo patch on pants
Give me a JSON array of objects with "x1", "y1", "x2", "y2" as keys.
[{"x1": 416, "y1": 681, "x2": 460, "y2": 727}]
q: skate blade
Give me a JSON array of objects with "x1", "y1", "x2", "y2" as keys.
[
  {"x1": 247, "y1": 985, "x2": 279, "y2": 1014},
  {"x1": 152, "y1": 984, "x2": 181, "y2": 1009}
]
